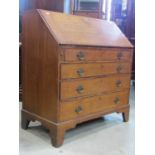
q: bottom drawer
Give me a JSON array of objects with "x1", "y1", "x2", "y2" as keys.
[{"x1": 59, "y1": 90, "x2": 129, "y2": 121}]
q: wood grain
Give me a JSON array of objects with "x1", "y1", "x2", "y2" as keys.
[
  {"x1": 64, "y1": 47, "x2": 132, "y2": 62},
  {"x1": 60, "y1": 74, "x2": 131, "y2": 100},
  {"x1": 38, "y1": 9, "x2": 133, "y2": 47},
  {"x1": 59, "y1": 90, "x2": 129, "y2": 121},
  {"x1": 61, "y1": 62, "x2": 132, "y2": 79},
  {"x1": 22, "y1": 10, "x2": 59, "y2": 122},
  {"x1": 21, "y1": 10, "x2": 133, "y2": 147}
]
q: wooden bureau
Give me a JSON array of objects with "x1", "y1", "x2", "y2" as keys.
[{"x1": 21, "y1": 9, "x2": 133, "y2": 147}]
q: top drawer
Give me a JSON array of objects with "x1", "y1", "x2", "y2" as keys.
[{"x1": 63, "y1": 48, "x2": 132, "y2": 62}]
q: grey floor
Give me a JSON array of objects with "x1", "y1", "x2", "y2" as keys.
[{"x1": 19, "y1": 85, "x2": 135, "y2": 155}]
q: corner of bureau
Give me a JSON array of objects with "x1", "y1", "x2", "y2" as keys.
[{"x1": 21, "y1": 9, "x2": 133, "y2": 147}]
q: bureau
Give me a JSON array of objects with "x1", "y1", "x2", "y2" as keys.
[{"x1": 21, "y1": 9, "x2": 133, "y2": 147}]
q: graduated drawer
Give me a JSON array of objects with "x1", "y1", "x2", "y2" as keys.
[
  {"x1": 61, "y1": 62, "x2": 131, "y2": 79},
  {"x1": 64, "y1": 48, "x2": 132, "y2": 62},
  {"x1": 60, "y1": 75, "x2": 130, "y2": 100},
  {"x1": 59, "y1": 91, "x2": 129, "y2": 121}
]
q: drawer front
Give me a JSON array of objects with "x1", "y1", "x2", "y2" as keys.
[
  {"x1": 60, "y1": 75, "x2": 130, "y2": 100},
  {"x1": 64, "y1": 48, "x2": 132, "y2": 62},
  {"x1": 61, "y1": 62, "x2": 132, "y2": 79},
  {"x1": 59, "y1": 91, "x2": 129, "y2": 121}
]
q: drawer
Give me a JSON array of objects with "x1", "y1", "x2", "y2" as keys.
[
  {"x1": 64, "y1": 48, "x2": 132, "y2": 62},
  {"x1": 60, "y1": 75, "x2": 130, "y2": 100},
  {"x1": 59, "y1": 91, "x2": 129, "y2": 121},
  {"x1": 61, "y1": 62, "x2": 132, "y2": 79}
]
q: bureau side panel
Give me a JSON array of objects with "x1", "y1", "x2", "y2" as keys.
[{"x1": 22, "y1": 11, "x2": 59, "y2": 122}]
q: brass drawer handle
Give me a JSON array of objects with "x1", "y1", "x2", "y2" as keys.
[
  {"x1": 117, "y1": 52, "x2": 123, "y2": 60},
  {"x1": 114, "y1": 97, "x2": 120, "y2": 104},
  {"x1": 117, "y1": 65, "x2": 123, "y2": 73},
  {"x1": 77, "y1": 68, "x2": 85, "y2": 77},
  {"x1": 77, "y1": 52, "x2": 85, "y2": 60},
  {"x1": 75, "y1": 106, "x2": 83, "y2": 114},
  {"x1": 76, "y1": 85, "x2": 84, "y2": 94},
  {"x1": 116, "y1": 80, "x2": 122, "y2": 87}
]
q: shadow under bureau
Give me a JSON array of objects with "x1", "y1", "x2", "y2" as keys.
[{"x1": 21, "y1": 9, "x2": 133, "y2": 147}]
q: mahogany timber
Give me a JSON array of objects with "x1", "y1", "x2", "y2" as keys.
[{"x1": 21, "y1": 10, "x2": 133, "y2": 147}]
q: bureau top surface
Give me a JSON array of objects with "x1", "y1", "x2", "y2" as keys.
[{"x1": 38, "y1": 9, "x2": 132, "y2": 48}]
